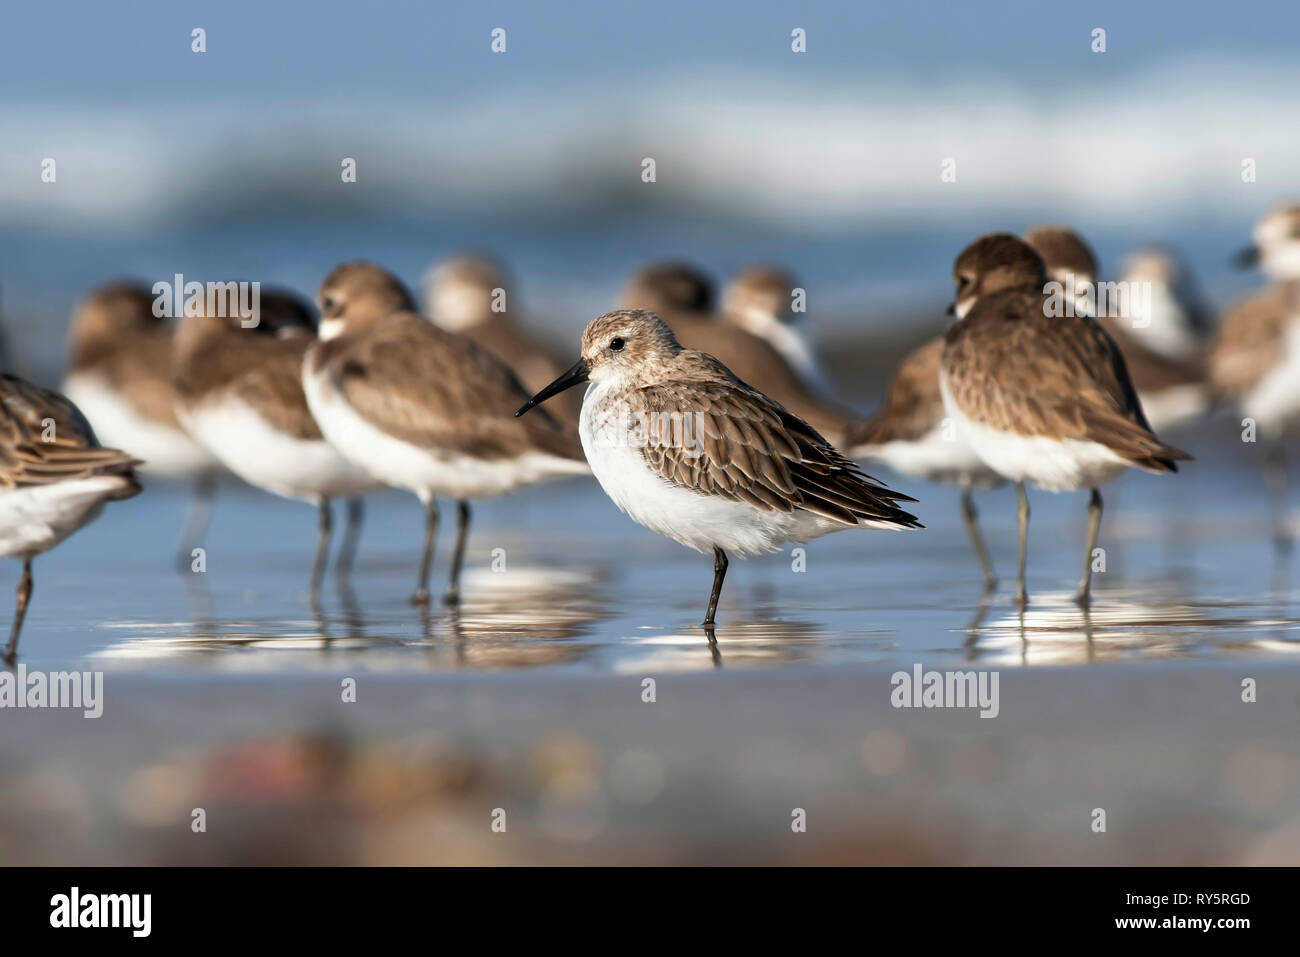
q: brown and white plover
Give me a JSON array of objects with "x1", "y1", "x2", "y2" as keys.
[
  {"x1": 721, "y1": 265, "x2": 834, "y2": 397},
  {"x1": 62, "y1": 282, "x2": 222, "y2": 562},
  {"x1": 423, "y1": 254, "x2": 580, "y2": 420},
  {"x1": 940, "y1": 233, "x2": 1191, "y2": 606},
  {"x1": 304, "y1": 262, "x2": 589, "y2": 605},
  {"x1": 172, "y1": 287, "x2": 378, "y2": 591},
  {"x1": 0, "y1": 374, "x2": 141, "y2": 661},
  {"x1": 622, "y1": 262, "x2": 863, "y2": 449},
  {"x1": 1210, "y1": 203, "x2": 1300, "y2": 548},
  {"x1": 516, "y1": 309, "x2": 920, "y2": 631},
  {"x1": 1024, "y1": 225, "x2": 1210, "y2": 434}
]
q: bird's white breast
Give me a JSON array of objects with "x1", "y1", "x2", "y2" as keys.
[
  {"x1": 939, "y1": 372, "x2": 1129, "y2": 492},
  {"x1": 62, "y1": 372, "x2": 216, "y2": 477},
  {"x1": 0, "y1": 476, "x2": 132, "y2": 559},
  {"x1": 182, "y1": 394, "x2": 376, "y2": 502},
  {"x1": 579, "y1": 382, "x2": 846, "y2": 556}
]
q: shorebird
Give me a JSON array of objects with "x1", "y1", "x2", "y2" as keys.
[
  {"x1": 1023, "y1": 225, "x2": 1210, "y2": 434},
  {"x1": 622, "y1": 262, "x2": 862, "y2": 448},
  {"x1": 1211, "y1": 203, "x2": 1300, "y2": 549},
  {"x1": 423, "y1": 254, "x2": 580, "y2": 420},
  {"x1": 940, "y1": 233, "x2": 1191, "y2": 606},
  {"x1": 721, "y1": 266, "x2": 835, "y2": 397},
  {"x1": 304, "y1": 262, "x2": 589, "y2": 605},
  {"x1": 516, "y1": 309, "x2": 920, "y2": 631},
  {"x1": 0, "y1": 374, "x2": 141, "y2": 661},
  {"x1": 172, "y1": 287, "x2": 378, "y2": 591},
  {"x1": 62, "y1": 282, "x2": 222, "y2": 562},
  {"x1": 846, "y1": 342, "x2": 1003, "y2": 589}
]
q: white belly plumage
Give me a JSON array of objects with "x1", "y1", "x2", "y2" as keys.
[
  {"x1": 62, "y1": 372, "x2": 216, "y2": 478},
  {"x1": 939, "y1": 373, "x2": 1129, "y2": 492},
  {"x1": 181, "y1": 395, "x2": 377, "y2": 502},
  {"x1": 580, "y1": 384, "x2": 874, "y2": 557},
  {"x1": 855, "y1": 424, "x2": 1003, "y2": 489},
  {"x1": 302, "y1": 365, "x2": 587, "y2": 502},
  {"x1": 0, "y1": 476, "x2": 133, "y2": 558}
]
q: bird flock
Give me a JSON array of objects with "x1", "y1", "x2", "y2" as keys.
[{"x1": 2, "y1": 202, "x2": 1297, "y2": 659}]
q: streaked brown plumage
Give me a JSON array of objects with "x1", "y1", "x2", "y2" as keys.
[
  {"x1": 631, "y1": 351, "x2": 919, "y2": 528},
  {"x1": 1024, "y1": 225, "x2": 1210, "y2": 430},
  {"x1": 0, "y1": 373, "x2": 141, "y2": 662},
  {"x1": 944, "y1": 286, "x2": 1188, "y2": 472},
  {"x1": 0, "y1": 375, "x2": 141, "y2": 492},
  {"x1": 941, "y1": 232, "x2": 1190, "y2": 606},
  {"x1": 518, "y1": 309, "x2": 918, "y2": 632},
  {"x1": 312, "y1": 310, "x2": 583, "y2": 463},
  {"x1": 307, "y1": 261, "x2": 587, "y2": 605}
]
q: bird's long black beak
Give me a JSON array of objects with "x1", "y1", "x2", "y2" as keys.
[
  {"x1": 515, "y1": 358, "x2": 589, "y2": 417},
  {"x1": 1233, "y1": 245, "x2": 1260, "y2": 269},
  {"x1": 946, "y1": 302, "x2": 956, "y2": 316}
]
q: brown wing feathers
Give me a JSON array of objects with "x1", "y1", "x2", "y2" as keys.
[
  {"x1": 635, "y1": 376, "x2": 920, "y2": 528},
  {"x1": 0, "y1": 375, "x2": 141, "y2": 493},
  {"x1": 943, "y1": 290, "x2": 1191, "y2": 473}
]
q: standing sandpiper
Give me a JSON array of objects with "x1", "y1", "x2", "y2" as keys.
[
  {"x1": 172, "y1": 288, "x2": 378, "y2": 591},
  {"x1": 1211, "y1": 203, "x2": 1300, "y2": 549},
  {"x1": 62, "y1": 282, "x2": 223, "y2": 564},
  {"x1": 0, "y1": 374, "x2": 141, "y2": 661},
  {"x1": 939, "y1": 233, "x2": 1190, "y2": 606},
  {"x1": 516, "y1": 309, "x2": 920, "y2": 632},
  {"x1": 304, "y1": 262, "x2": 589, "y2": 605}
]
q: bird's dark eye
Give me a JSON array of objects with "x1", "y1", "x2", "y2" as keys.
[
  {"x1": 609, "y1": 337, "x2": 625, "y2": 351},
  {"x1": 957, "y1": 276, "x2": 971, "y2": 289}
]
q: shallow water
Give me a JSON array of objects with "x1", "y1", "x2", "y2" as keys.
[
  {"x1": 8, "y1": 425, "x2": 1298, "y2": 673},
  {"x1": 3, "y1": 425, "x2": 1300, "y2": 865}
]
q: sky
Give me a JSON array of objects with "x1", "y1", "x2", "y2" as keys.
[{"x1": 1, "y1": 1, "x2": 1297, "y2": 374}]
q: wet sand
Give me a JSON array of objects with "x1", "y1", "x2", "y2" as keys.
[{"x1": 0, "y1": 427, "x2": 1298, "y2": 863}]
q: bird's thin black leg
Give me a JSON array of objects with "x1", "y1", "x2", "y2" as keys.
[
  {"x1": 5, "y1": 559, "x2": 33, "y2": 664},
  {"x1": 335, "y1": 496, "x2": 365, "y2": 581},
  {"x1": 1076, "y1": 487, "x2": 1103, "y2": 606},
  {"x1": 1265, "y1": 442, "x2": 1291, "y2": 554},
  {"x1": 960, "y1": 487, "x2": 997, "y2": 591},
  {"x1": 412, "y1": 498, "x2": 439, "y2": 605},
  {"x1": 175, "y1": 471, "x2": 215, "y2": 569},
  {"x1": 310, "y1": 498, "x2": 333, "y2": 595},
  {"x1": 444, "y1": 500, "x2": 471, "y2": 606},
  {"x1": 703, "y1": 547, "x2": 729, "y2": 628},
  {"x1": 1015, "y1": 482, "x2": 1030, "y2": 607}
]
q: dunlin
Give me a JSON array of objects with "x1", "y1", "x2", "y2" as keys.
[
  {"x1": 1211, "y1": 203, "x2": 1300, "y2": 548},
  {"x1": 62, "y1": 282, "x2": 222, "y2": 561},
  {"x1": 722, "y1": 265, "x2": 834, "y2": 397},
  {"x1": 940, "y1": 233, "x2": 1190, "y2": 605},
  {"x1": 172, "y1": 287, "x2": 377, "y2": 591},
  {"x1": 0, "y1": 374, "x2": 141, "y2": 661},
  {"x1": 423, "y1": 254, "x2": 580, "y2": 420},
  {"x1": 516, "y1": 309, "x2": 920, "y2": 631},
  {"x1": 622, "y1": 262, "x2": 862, "y2": 448},
  {"x1": 304, "y1": 262, "x2": 589, "y2": 605},
  {"x1": 1024, "y1": 226, "x2": 1209, "y2": 434}
]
